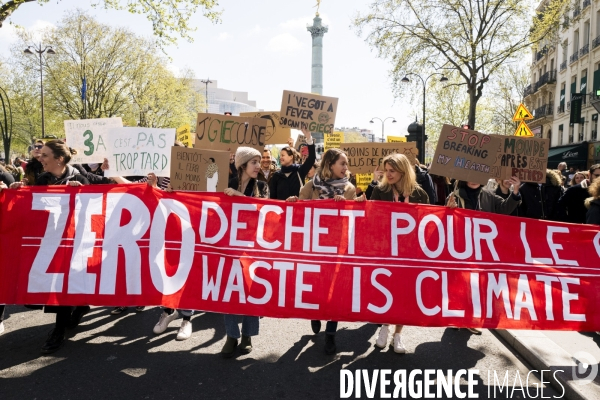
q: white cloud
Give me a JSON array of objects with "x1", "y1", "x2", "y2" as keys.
[
  {"x1": 218, "y1": 32, "x2": 232, "y2": 41},
  {"x1": 267, "y1": 33, "x2": 304, "y2": 55}
]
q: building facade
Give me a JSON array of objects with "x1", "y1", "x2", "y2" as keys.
[
  {"x1": 190, "y1": 79, "x2": 258, "y2": 116},
  {"x1": 526, "y1": 0, "x2": 600, "y2": 169}
]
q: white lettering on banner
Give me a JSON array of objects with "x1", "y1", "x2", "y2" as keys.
[
  {"x1": 547, "y1": 227, "x2": 579, "y2": 266},
  {"x1": 295, "y1": 263, "x2": 320, "y2": 310},
  {"x1": 442, "y1": 271, "x2": 464, "y2": 317},
  {"x1": 285, "y1": 206, "x2": 311, "y2": 252},
  {"x1": 447, "y1": 216, "x2": 473, "y2": 260},
  {"x1": 100, "y1": 193, "x2": 150, "y2": 295},
  {"x1": 28, "y1": 194, "x2": 70, "y2": 293},
  {"x1": 536, "y1": 275, "x2": 559, "y2": 320},
  {"x1": 68, "y1": 194, "x2": 103, "y2": 294},
  {"x1": 312, "y1": 208, "x2": 339, "y2": 253},
  {"x1": 391, "y1": 213, "x2": 416, "y2": 257},
  {"x1": 367, "y1": 268, "x2": 393, "y2": 314},
  {"x1": 486, "y1": 273, "x2": 513, "y2": 319},
  {"x1": 149, "y1": 199, "x2": 195, "y2": 295},
  {"x1": 560, "y1": 277, "x2": 585, "y2": 321},
  {"x1": 199, "y1": 202, "x2": 227, "y2": 244},
  {"x1": 520, "y1": 222, "x2": 553, "y2": 264},
  {"x1": 340, "y1": 210, "x2": 365, "y2": 255},
  {"x1": 594, "y1": 232, "x2": 600, "y2": 257},
  {"x1": 471, "y1": 273, "x2": 481, "y2": 318},
  {"x1": 202, "y1": 255, "x2": 224, "y2": 301},
  {"x1": 257, "y1": 205, "x2": 283, "y2": 249},
  {"x1": 352, "y1": 267, "x2": 361, "y2": 312},
  {"x1": 223, "y1": 259, "x2": 246, "y2": 303},
  {"x1": 472, "y1": 218, "x2": 499, "y2": 261},
  {"x1": 514, "y1": 274, "x2": 537, "y2": 321},
  {"x1": 419, "y1": 215, "x2": 445, "y2": 258},
  {"x1": 230, "y1": 203, "x2": 257, "y2": 248},
  {"x1": 248, "y1": 261, "x2": 273, "y2": 305},
  {"x1": 273, "y1": 261, "x2": 294, "y2": 307},
  {"x1": 416, "y1": 270, "x2": 441, "y2": 316}
]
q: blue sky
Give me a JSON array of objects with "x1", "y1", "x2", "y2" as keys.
[{"x1": 0, "y1": 0, "x2": 416, "y2": 139}]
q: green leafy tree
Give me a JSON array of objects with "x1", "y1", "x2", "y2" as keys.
[
  {"x1": 354, "y1": 0, "x2": 533, "y2": 130},
  {"x1": 0, "y1": 0, "x2": 221, "y2": 47}
]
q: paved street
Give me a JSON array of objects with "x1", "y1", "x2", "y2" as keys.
[{"x1": 0, "y1": 306, "x2": 563, "y2": 399}]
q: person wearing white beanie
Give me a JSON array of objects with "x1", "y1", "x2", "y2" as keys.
[{"x1": 221, "y1": 146, "x2": 268, "y2": 357}]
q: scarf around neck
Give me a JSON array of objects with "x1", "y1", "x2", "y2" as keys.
[{"x1": 311, "y1": 174, "x2": 348, "y2": 199}]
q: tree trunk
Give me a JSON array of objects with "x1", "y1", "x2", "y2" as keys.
[{"x1": 467, "y1": 84, "x2": 478, "y2": 130}]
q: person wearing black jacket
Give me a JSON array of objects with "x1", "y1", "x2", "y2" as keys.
[
  {"x1": 557, "y1": 164, "x2": 600, "y2": 223},
  {"x1": 269, "y1": 128, "x2": 315, "y2": 200},
  {"x1": 415, "y1": 164, "x2": 437, "y2": 205},
  {"x1": 518, "y1": 169, "x2": 563, "y2": 221},
  {"x1": 586, "y1": 178, "x2": 600, "y2": 225},
  {"x1": 494, "y1": 179, "x2": 520, "y2": 217},
  {"x1": 9, "y1": 140, "x2": 90, "y2": 354},
  {"x1": 24, "y1": 140, "x2": 45, "y2": 185},
  {"x1": 0, "y1": 165, "x2": 15, "y2": 186}
]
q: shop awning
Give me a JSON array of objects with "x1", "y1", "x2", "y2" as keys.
[{"x1": 547, "y1": 142, "x2": 588, "y2": 168}]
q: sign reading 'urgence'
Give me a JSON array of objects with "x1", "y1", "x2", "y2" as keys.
[
  {"x1": 280, "y1": 90, "x2": 338, "y2": 134},
  {"x1": 103, "y1": 127, "x2": 176, "y2": 177},
  {"x1": 64, "y1": 118, "x2": 123, "y2": 164}
]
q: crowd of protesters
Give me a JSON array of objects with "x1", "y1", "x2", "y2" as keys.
[{"x1": 1, "y1": 131, "x2": 600, "y2": 358}]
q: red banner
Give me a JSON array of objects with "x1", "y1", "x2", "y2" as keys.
[{"x1": 1, "y1": 184, "x2": 599, "y2": 331}]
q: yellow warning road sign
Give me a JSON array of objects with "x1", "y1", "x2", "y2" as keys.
[
  {"x1": 512, "y1": 103, "x2": 533, "y2": 122},
  {"x1": 514, "y1": 121, "x2": 534, "y2": 137}
]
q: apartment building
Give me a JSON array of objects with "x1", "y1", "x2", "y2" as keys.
[{"x1": 526, "y1": 0, "x2": 600, "y2": 169}]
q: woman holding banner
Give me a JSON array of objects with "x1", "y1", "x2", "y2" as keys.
[
  {"x1": 269, "y1": 128, "x2": 315, "y2": 201},
  {"x1": 291, "y1": 147, "x2": 363, "y2": 355},
  {"x1": 220, "y1": 147, "x2": 268, "y2": 357},
  {"x1": 9, "y1": 140, "x2": 91, "y2": 353},
  {"x1": 369, "y1": 153, "x2": 429, "y2": 354}
]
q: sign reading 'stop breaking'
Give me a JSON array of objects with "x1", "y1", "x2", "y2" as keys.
[
  {"x1": 279, "y1": 90, "x2": 338, "y2": 134},
  {"x1": 429, "y1": 124, "x2": 501, "y2": 185}
]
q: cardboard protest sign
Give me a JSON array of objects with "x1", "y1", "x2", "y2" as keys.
[
  {"x1": 340, "y1": 142, "x2": 418, "y2": 174},
  {"x1": 294, "y1": 134, "x2": 307, "y2": 151},
  {"x1": 355, "y1": 173, "x2": 373, "y2": 192},
  {"x1": 280, "y1": 90, "x2": 338, "y2": 134},
  {"x1": 324, "y1": 131, "x2": 344, "y2": 151},
  {"x1": 195, "y1": 113, "x2": 266, "y2": 152},
  {"x1": 240, "y1": 111, "x2": 291, "y2": 144},
  {"x1": 387, "y1": 136, "x2": 407, "y2": 143},
  {"x1": 64, "y1": 118, "x2": 123, "y2": 164},
  {"x1": 176, "y1": 124, "x2": 194, "y2": 148},
  {"x1": 170, "y1": 147, "x2": 229, "y2": 192},
  {"x1": 429, "y1": 124, "x2": 501, "y2": 185},
  {"x1": 103, "y1": 127, "x2": 176, "y2": 177},
  {"x1": 491, "y1": 136, "x2": 549, "y2": 183}
]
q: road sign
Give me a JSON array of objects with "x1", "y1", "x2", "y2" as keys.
[
  {"x1": 513, "y1": 121, "x2": 534, "y2": 137},
  {"x1": 512, "y1": 103, "x2": 533, "y2": 122}
]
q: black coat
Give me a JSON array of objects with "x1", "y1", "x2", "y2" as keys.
[
  {"x1": 269, "y1": 143, "x2": 316, "y2": 200},
  {"x1": 557, "y1": 180, "x2": 591, "y2": 223},
  {"x1": 228, "y1": 177, "x2": 268, "y2": 198},
  {"x1": 415, "y1": 166, "x2": 436, "y2": 205},
  {"x1": 0, "y1": 168, "x2": 15, "y2": 186},
  {"x1": 495, "y1": 187, "x2": 520, "y2": 217},
  {"x1": 72, "y1": 164, "x2": 113, "y2": 185},
  {"x1": 586, "y1": 198, "x2": 600, "y2": 225},
  {"x1": 519, "y1": 178, "x2": 563, "y2": 221}
]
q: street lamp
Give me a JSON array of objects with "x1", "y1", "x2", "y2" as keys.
[
  {"x1": 24, "y1": 44, "x2": 55, "y2": 139},
  {"x1": 200, "y1": 78, "x2": 212, "y2": 113},
  {"x1": 401, "y1": 73, "x2": 448, "y2": 161},
  {"x1": 370, "y1": 117, "x2": 397, "y2": 142}
]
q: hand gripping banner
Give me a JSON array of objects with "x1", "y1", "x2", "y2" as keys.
[{"x1": 1, "y1": 184, "x2": 599, "y2": 331}]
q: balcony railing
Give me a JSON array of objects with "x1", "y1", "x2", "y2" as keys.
[
  {"x1": 558, "y1": 103, "x2": 566, "y2": 114},
  {"x1": 534, "y1": 103, "x2": 554, "y2": 119},
  {"x1": 560, "y1": 60, "x2": 567, "y2": 71},
  {"x1": 573, "y1": 7, "x2": 581, "y2": 18},
  {"x1": 524, "y1": 84, "x2": 533, "y2": 97},
  {"x1": 594, "y1": 35, "x2": 600, "y2": 49},
  {"x1": 583, "y1": 0, "x2": 591, "y2": 9},
  {"x1": 567, "y1": 100, "x2": 571, "y2": 110},
  {"x1": 579, "y1": 132, "x2": 585, "y2": 142},
  {"x1": 569, "y1": 134, "x2": 574, "y2": 143},
  {"x1": 563, "y1": 16, "x2": 570, "y2": 29},
  {"x1": 580, "y1": 43, "x2": 590, "y2": 57},
  {"x1": 592, "y1": 130, "x2": 598, "y2": 140},
  {"x1": 536, "y1": 50, "x2": 545, "y2": 61},
  {"x1": 534, "y1": 70, "x2": 557, "y2": 91},
  {"x1": 570, "y1": 52, "x2": 579, "y2": 64}
]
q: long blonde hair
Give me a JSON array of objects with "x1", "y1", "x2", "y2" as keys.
[
  {"x1": 378, "y1": 153, "x2": 417, "y2": 196},
  {"x1": 316, "y1": 148, "x2": 348, "y2": 181}
]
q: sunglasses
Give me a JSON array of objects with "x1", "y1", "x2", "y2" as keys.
[{"x1": 34, "y1": 145, "x2": 43, "y2": 150}]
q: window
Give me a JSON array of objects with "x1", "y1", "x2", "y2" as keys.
[
  {"x1": 593, "y1": 115, "x2": 598, "y2": 140},
  {"x1": 574, "y1": 30, "x2": 580, "y2": 51},
  {"x1": 585, "y1": 20, "x2": 591, "y2": 46},
  {"x1": 559, "y1": 124, "x2": 564, "y2": 143},
  {"x1": 569, "y1": 125, "x2": 574, "y2": 143}
]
